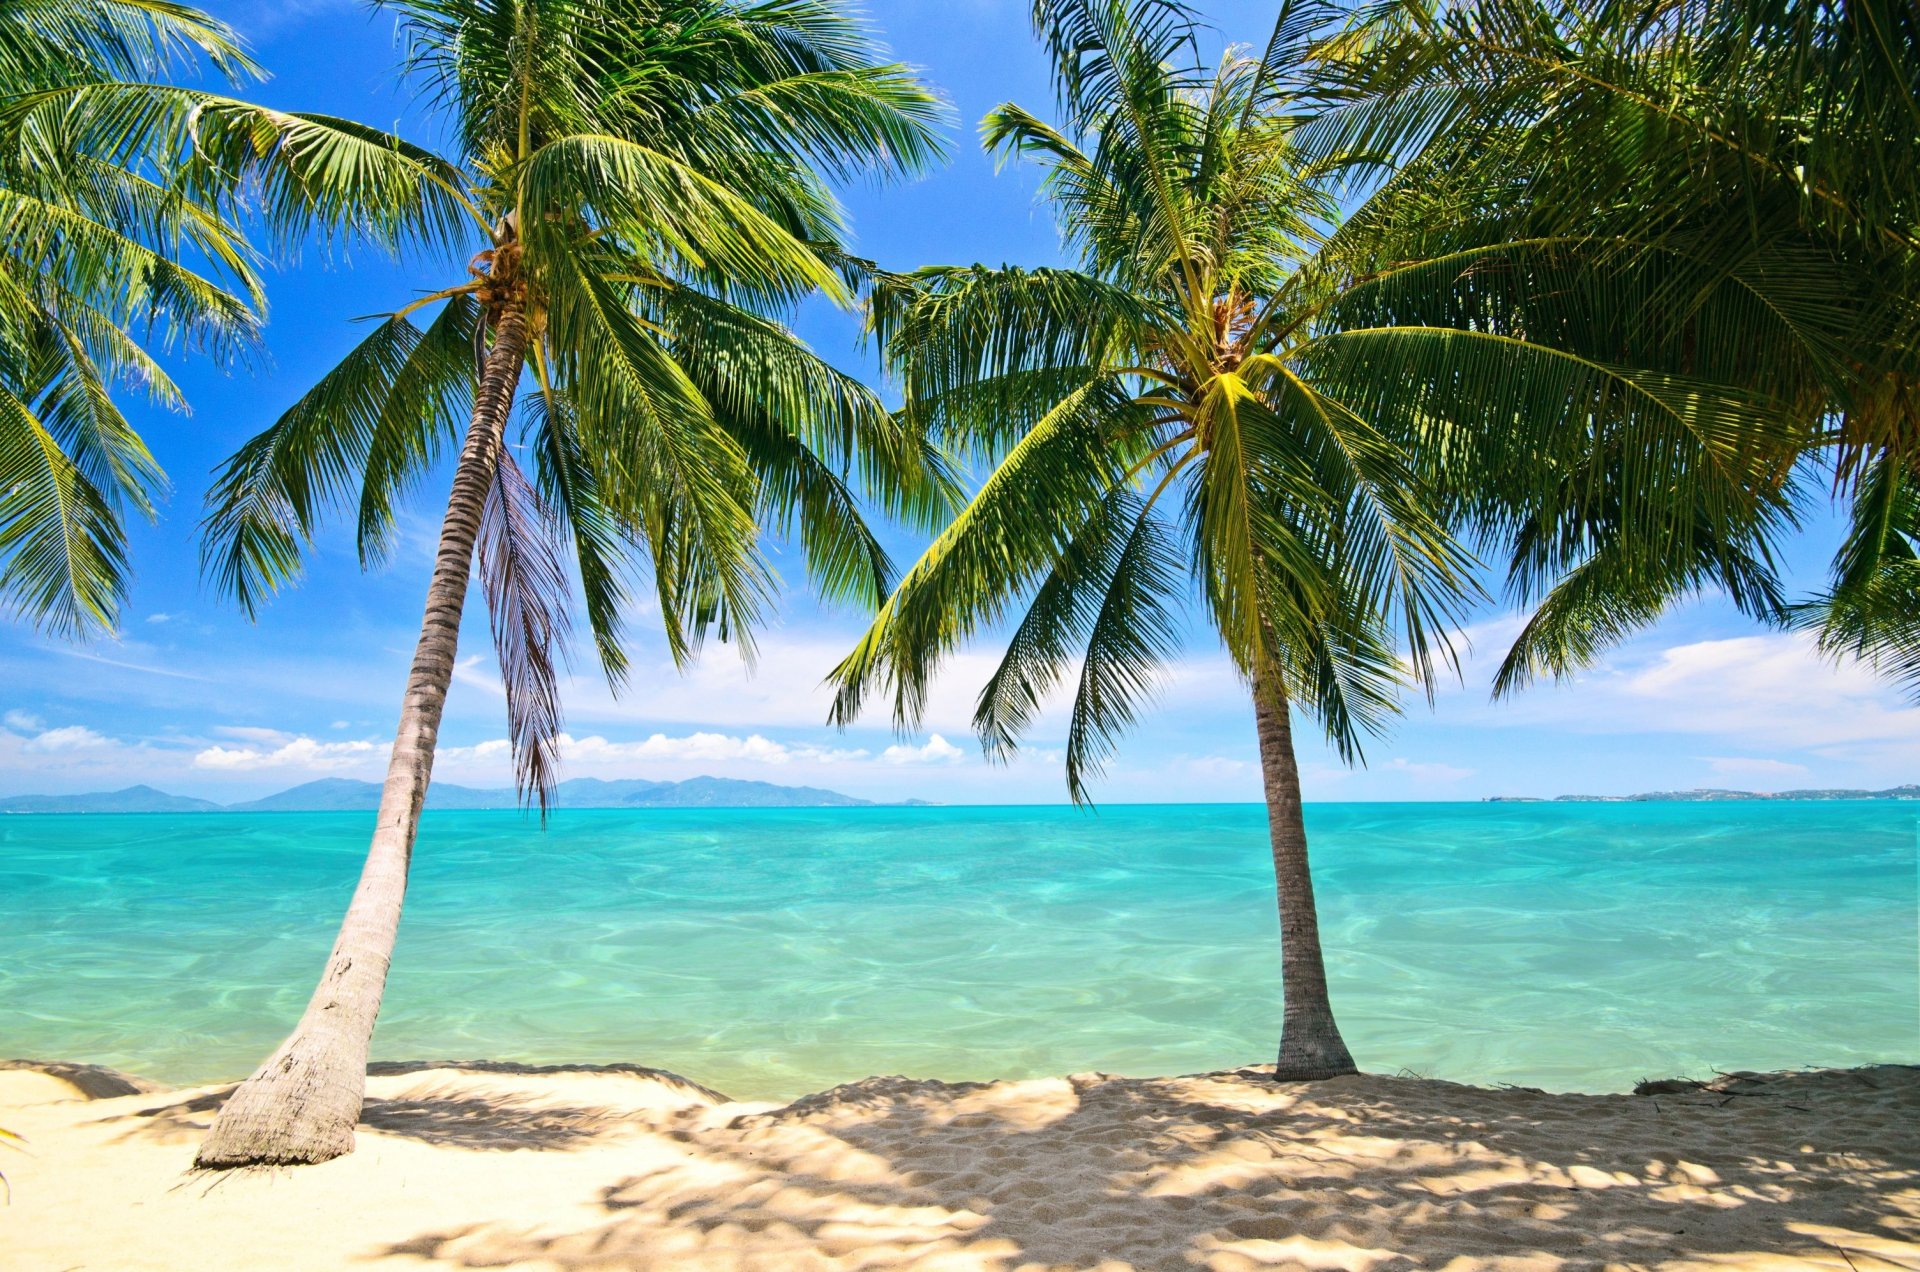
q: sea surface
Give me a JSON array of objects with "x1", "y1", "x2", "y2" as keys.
[{"x1": 3, "y1": 802, "x2": 1914, "y2": 1100}]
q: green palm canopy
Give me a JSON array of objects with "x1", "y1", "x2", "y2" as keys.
[
  {"x1": 183, "y1": 0, "x2": 949, "y2": 807},
  {"x1": 0, "y1": 0, "x2": 261, "y2": 636},
  {"x1": 831, "y1": 0, "x2": 1793, "y2": 1077},
  {"x1": 1306, "y1": 0, "x2": 1916, "y2": 690}
]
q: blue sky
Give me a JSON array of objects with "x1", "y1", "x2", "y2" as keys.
[{"x1": 2, "y1": 0, "x2": 1915, "y2": 805}]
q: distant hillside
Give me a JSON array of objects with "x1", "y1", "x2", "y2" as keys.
[
  {"x1": 617, "y1": 776, "x2": 868, "y2": 808},
  {"x1": 0, "y1": 785, "x2": 222, "y2": 814},
  {"x1": 226, "y1": 779, "x2": 523, "y2": 812},
  {"x1": 4, "y1": 776, "x2": 877, "y2": 814},
  {"x1": 1488, "y1": 784, "x2": 1920, "y2": 803}
]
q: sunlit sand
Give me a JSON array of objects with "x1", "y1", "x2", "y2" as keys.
[{"x1": 5, "y1": 1058, "x2": 1915, "y2": 1270}]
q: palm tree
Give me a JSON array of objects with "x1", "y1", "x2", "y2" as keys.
[
  {"x1": 177, "y1": 0, "x2": 946, "y2": 1168},
  {"x1": 0, "y1": 1, "x2": 261, "y2": 636},
  {"x1": 829, "y1": 0, "x2": 1790, "y2": 1079},
  {"x1": 1305, "y1": 0, "x2": 1916, "y2": 690}
]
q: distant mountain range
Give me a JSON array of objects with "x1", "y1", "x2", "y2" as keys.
[
  {"x1": 1487, "y1": 785, "x2": 1920, "y2": 803},
  {"x1": 0, "y1": 776, "x2": 885, "y2": 814}
]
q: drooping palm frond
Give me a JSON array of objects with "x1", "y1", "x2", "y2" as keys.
[
  {"x1": 202, "y1": 309, "x2": 460, "y2": 615},
  {"x1": 477, "y1": 448, "x2": 572, "y2": 814},
  {"x1": 0, "y1": 376, "x2": 132, "y2": 636},
  {"x1": 1794, "y1": 455, "x2": 1920, "y2": 695},
  {"x1": 830, "y1": 372, "x2": 1157, "y2": 730}
]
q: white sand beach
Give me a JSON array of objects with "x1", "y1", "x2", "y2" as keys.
[{"x1": 2, "y1": 1058, "x2": 1916, "y2": 1271}]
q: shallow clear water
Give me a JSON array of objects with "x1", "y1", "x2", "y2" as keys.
[{"x1": 2, "y1": 802, "x2": 1914, "y2": 1100}]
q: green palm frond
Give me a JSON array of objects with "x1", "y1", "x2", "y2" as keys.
[
  {"x1": 0, "y1": 0, "x2": 253, "y2": 84},
  {"x1": 0, "y1": 380, "x2": 129, "y2": 636},
  {"x1": 521, "y1": 133, "x2": 847, "y2": 305},
  {"x1": 0, "y1": 0, "x2": 261, "y2": 636},
  {"x1": 357, "y1": 295, "x2": 482, "y2": 567},
  {"x1": 831, "y1": 372, "x2": 1153, "y2": 730},
  {"x1": 1794, "y1": 456, "x2": 1920, "y2": 696},
  {"x1": 201, "y1": 313, "x2": 445, "y2": 616},
  {"x1": 526, "y1": 382, "x2": 631, "y2": 689}
]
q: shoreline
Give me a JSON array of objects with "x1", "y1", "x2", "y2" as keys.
[{"x1": 5, "y1": 1057, "x2": 1915, "y2": 1270}]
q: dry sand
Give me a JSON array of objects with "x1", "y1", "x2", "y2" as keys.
[{"x1": 2, "y1": 1058, "x2": 1915, "y2": 1271}]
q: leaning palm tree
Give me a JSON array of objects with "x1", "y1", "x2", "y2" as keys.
[
  {"x1": 179, "y1": 0, "x2": 945, "y2": 1168},
  {"x1": 0, "y1": 0, "x2": 261, "y2": 635},
  {"x1": 830, "y1": 0, "x2": 1792, "y2": 1078}
]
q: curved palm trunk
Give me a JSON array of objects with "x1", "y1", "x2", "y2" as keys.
[
  {"x1": 196, "y1": 305, "x2": 529, "y2": 1168},
  {"x1": 1253, "y1": 661, "x2": 1359, "y2": 1081}
]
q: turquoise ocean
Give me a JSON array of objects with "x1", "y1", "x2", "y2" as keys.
[{"x1": 3, "y1": 802, "x2": 1914, "y2": 1100}]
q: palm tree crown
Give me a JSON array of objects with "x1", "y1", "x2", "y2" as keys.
[
  {"x1": 195, "y1": 0, "x2": 951, "y2": 807},
  {"x1": 833, "y1": 7, "x2": 1468, "y2": 791}
]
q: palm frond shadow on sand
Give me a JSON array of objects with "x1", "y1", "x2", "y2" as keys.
[
  {"x1": 105, "y1": 1062, "x2": 704, "y2": 1154},
  {"x1": 371, "y1": 1064, "x2": 1920, "y2": 1271}
]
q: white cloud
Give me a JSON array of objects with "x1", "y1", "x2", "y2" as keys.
[
  {"x1": 194, "y1": 736, "x2": 383, "y2": 772},
  {"x1": 881, "y1": 734, "x2": 966, "y2": 765},
  {"x1": 1701, "y1": 756, "x2": 1811, "y2": 781},
  {"x1": 1185, "y1": 755, "x2": 1253, "y2": 779},
  {"x1": 1384, "y1": 757, "x2": 1475, "y2": 783},
  {"x1": 24, "y1": 725, "x2": 112, "y2": 753},
  {"x1": 4, "y1": 709, "x2": 43, "y2": 732},
  {"x1": 146, "y1": 613, "x2": 172, "y2": 625}
]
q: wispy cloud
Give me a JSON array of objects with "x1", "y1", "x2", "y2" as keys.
[
  {"x1": 199, "y1": 0, "x2": 360, "y2": 40},
  {"x1": 1701, "y1": 755, "x2": 1812, "y2": 781}
]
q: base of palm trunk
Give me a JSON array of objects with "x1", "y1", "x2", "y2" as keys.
[
  {"x1": 1273, "y1": 1013, "x2": 1359, "y2": 1082},
  {"x1": 194, "y1": 1039, "x2": 363, "y2": 1168}
]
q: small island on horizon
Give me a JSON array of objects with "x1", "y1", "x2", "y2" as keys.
[{"x1": 1486, "y1": 784, "x2": 1920, "y2": 802}]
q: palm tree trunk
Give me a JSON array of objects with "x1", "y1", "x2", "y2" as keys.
[
  {"x1": 195, "y1": 305, "x2": 529, "y2": 1168},
  {"x1": 1252, "y1": 659, "x2": 1359, "y2": 1081}
]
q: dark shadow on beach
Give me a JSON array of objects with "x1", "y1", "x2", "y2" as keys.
[
  {"x1": 99, "y1": 1060, "x2": 721, "y2": 1153},
  {"x1": 370, "y1": 1063, "x2": 1920, "y2": 1271}
]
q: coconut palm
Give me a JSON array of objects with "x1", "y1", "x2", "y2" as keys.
[
  {"x1": 175, "y1": 0, "x2": 946, "y2": 1168},
  {"x1": 829, "y1": 0, "x2": 1793, "y2": 1078},
  {"x1": 1304, "y1": 0, "x2": 1916, "y2": 688},
  {"x1": 0, "y1": 1, "x2": 261, "y2": 636}
]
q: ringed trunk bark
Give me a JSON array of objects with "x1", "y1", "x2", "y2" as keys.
[
  {"x1": 195, "y1": 306, "x2": 530, "y2": 1168},
  {"x1": 1253, "y1": 661, "x2": 1358, "y2": 1081}
]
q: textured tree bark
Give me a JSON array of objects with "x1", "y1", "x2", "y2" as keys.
[
  {"x1": 1253, "y1": 660, "x2": 1359, "y2": 1081},
  {"x1": 195, "y1": 305, "x2": 529, "y2": 1168}
]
